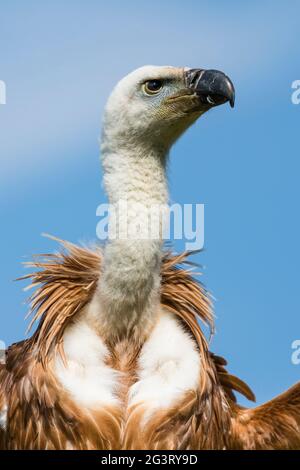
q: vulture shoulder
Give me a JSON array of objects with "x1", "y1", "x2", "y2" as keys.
[{"x1": 229, "y1": 382, "x2": 300, "y2": 449}]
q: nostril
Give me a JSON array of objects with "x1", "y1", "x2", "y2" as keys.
[
  {"x1": 190, "y1": 72, "x2": 200, "y2": 88},
  {"x1": 190, "y1": 76, "x2": 198, "y2": 87},
  {"x1": 185, "y1": 68, "x2": 204, "y2": 88}
]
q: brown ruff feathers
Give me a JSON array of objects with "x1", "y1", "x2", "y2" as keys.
[{"x1": 1, "y1": 238, "x2": 300, "y2": 449}]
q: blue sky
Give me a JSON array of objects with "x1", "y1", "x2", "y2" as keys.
[{"x1": 1, "y1": 0, "x2": 300, "y2": 407}]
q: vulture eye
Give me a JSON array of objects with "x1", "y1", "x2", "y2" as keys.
[{"x1": 143, "y1": 80, "x2": 163, "y2": 95}]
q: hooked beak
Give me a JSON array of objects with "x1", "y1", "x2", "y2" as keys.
[{"x1": 185, "y1": 68, "x2": 235, "y2": 108}]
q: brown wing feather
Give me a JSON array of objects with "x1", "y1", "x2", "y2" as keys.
[
  {"x1": 210, "y1": 353, "x2": 256, "y2": 403},
  {"x1": 230, "y1": 383, "x2": 300, "y2": 449}
]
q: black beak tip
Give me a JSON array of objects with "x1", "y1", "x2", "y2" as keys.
[
  {"x1": 213, "y1": 73, "x2": 235, "y2": 109},
  {"x1": 224, "y1": 76, "x2": 235, "y2": 108}
]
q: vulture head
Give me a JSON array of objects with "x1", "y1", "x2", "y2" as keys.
[{"x1": 102, "y1": 65, "x2": 235, "y2": 151}]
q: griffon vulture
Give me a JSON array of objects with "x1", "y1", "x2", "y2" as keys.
[{"x1": 0, "y1": 66, "x2": 299, "y2": 450}]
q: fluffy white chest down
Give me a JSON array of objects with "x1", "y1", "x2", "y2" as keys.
[
  {"x1": 55, "y1": 312, "x2": 200, "y2": 415},
  {"x1": 0, "y1": 404, "x2": 7, "y2": 431}
]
